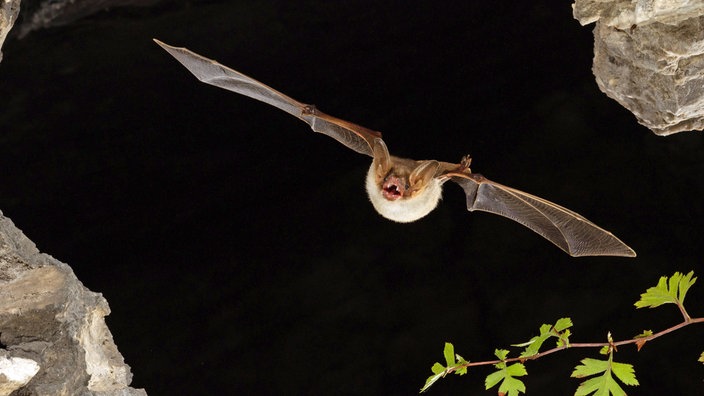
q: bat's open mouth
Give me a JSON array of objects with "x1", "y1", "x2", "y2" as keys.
[{"x1": 382, "y1": 176, "x2": 405, "y2": 201}]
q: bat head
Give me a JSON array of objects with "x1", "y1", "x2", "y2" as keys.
[
  {"x1": 364, "y1": 140, "x2": 444, "y2": 222},
  {"x1": 365, "y1": 159, "x2": 444, "y2": 223}
]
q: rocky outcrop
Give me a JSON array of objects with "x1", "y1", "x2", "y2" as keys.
[
  {"x1": 574, "y1": 0, "x2": 704, "y2": 135},
  {"x1": 0, "y1": 0, "x2": 20, "y2": 62},
  {"x1": 0, "y1": 211, "x2": 146, "y2": 396}
]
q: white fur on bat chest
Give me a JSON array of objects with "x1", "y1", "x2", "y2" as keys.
[{"x1": 365, "y1": 163, "x2": 444, "y2": 223}]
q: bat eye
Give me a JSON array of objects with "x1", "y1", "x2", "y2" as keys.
[{"x1": 405, "y1": 183, "x2": 410, "y2": 190}]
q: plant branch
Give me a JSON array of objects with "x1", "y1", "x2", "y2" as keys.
[
  {"x1": 447, "y1": 316, "x2": 704, "y2": 373},
  {"x1": 677, "y1": 302, "x2": 692, "y2": 322}
]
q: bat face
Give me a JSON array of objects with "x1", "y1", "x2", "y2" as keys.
[
  {"x1": 364, "y1": 138, "x2": 445, "y2": 222},
  {"x1": 365, "y1": 168, "x2": 444, "y2": 223},
  {"x1": 154, "y1": 39, "x2": 637, "y2": 257}
]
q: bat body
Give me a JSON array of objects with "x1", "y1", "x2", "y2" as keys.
[{"x1": 154, "y1": 39, "x2": 636, "y2": 258}]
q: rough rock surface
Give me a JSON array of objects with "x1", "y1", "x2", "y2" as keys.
[
  {"x1": 574, "y1": 0, "x2": 704, "y2": 29},
  {"x1": 0, "y1": 353, "x2": 39, "y2": 395},
  {"x1": 574, "y1": 0, "x2": 704, "y2": 135},
  {"x1": 0, "y1": 211, "x2": 146, "y2": 396},
  {"x1": 0, "y1": 0, "x2": 20, "y2": 62}
]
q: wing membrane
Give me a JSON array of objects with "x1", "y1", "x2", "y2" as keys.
[
  {"x1": 154, "y1": 39, "x2": 380, "y2": 156},
  {"x1": 452, "y1": 174, "x2": 636, "y2": 257}
]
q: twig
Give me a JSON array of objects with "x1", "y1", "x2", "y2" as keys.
[{"x1": 447, "y1": 316, "x2": 704, "y2": 373}]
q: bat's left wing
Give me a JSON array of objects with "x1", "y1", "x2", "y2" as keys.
[
  {"x1": 449, "y1": 173, "x2": 636, "y2": 257},
  {"x1": 153, "y1": 39, "x2": 380, "y2": 157}
]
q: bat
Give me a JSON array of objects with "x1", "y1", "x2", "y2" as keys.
[{"x1": 153, "y1": 39, "x2": 636, "y2": 258}]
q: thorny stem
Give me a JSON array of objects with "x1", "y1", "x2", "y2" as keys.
[{"x1": 447, "y1": 316, "x2": 704, "y2": 373}]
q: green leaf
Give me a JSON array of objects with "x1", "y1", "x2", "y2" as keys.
[
  {"x1": 635, "y1": 271, "x2": 697, "y2": 309},
  {"x1": 574, "y1": 374, "x2": 627, "y2": 396},
  {"x1": 634, "y1": 330, "x2": 652, "y2": 338},
  {"x1": 699, "y1": 351, "x2": 704, "y2": 364},
  {"x1": 499, "y1": 375, "x2": 527, "y2": 396},
  {"x1": 485, "y1": 363, "x2": 527, "y2": 396},
  {"x1": 511, "y1": 339, "x2": 536, "y2": 348},
  {"x1": 571, "y1": 356, "x2": 638, "y2": 395},
  {"x1": 506, "y1": 362, "x2": 528, "y2": 377},
  {"x1": 420, "y1": 362, "x2": 447, "y2": 393},
  {"x1": 443, "y1": 342, "x2": 455, "y2": 366},
  {"x1": 513, "y1": 318, "x2": 573, "y2": 358},
  {"x1": 420, "y1": 371, "x2": 444, "y2": 393},
  {"x1": 573, "y1": 375, "x2": 608, "y2": 396},
  {"x1": 420, "y1": 343, "x2": 471, "y2": 392},
  {"x1": 486, "y1": 350, "x2": 527, "y2": 396},
  {"x1": 454, "y1": 354, "x2": 468, "y2": 375},
  {"x1": 635, "y1": 276, "x2": 672, "y2": 308},
  {"x1": 431, "y1": 362, "x2": 445, "y2": 375},
  {"x1": 572, "y1": 358, "x2": 609, "y2": 378},
  {"x1": 494, "y1": 349, "x2": 509, "y2": 361},
  {"x1": 515, "y1": 325, "x2": 551, "y2": 357},
  {"x1": 677, "y1": 271, "x2": 696, "y2": 303},
  {"x1": 611, "y1": 362, "x2": 639, "y2": 386},
  {"x1": 554, "y1": 317, "x2": 573, "y2": 332},
  {"x1": 485, "y1": 368, "x2": 505, "y2": 389}
]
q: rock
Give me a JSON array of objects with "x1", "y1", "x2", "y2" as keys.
[
  {"x1": 573, "y1": 0, "x2": 704, "y2": 29},
  {"x1": 573, "y1": 0, "x2": 704, "y2": 135},
  {"x1": 0, "y1": 0, "x2": 20, "y2": 62},
  {"x1": 0, "y1": 353, "x2": 40, "y2": 395},
  {"x1": 0, "y1": 211, "x2": 146, "y2": 396}
]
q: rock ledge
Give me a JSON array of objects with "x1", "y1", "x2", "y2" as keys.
[
  {"x1": 0, "y1": 211, "x2": 146, "y2": 396},
  {"x1": 574, "y1": 0, "x2": 704, "y2": 135}
]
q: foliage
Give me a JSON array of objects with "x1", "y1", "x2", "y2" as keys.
[
  {"x1": 484, "y1": 349, "x2": 527, "y2": 396},
  {"x1": 420, "y1": 271, "x2": 703, "y2": 394},
  {"x1": 420, "y1": 342, "x2": 468, "y2": 392},
  {"x1": 571, "y1": 333, "x2": 639, "y2": 396}
]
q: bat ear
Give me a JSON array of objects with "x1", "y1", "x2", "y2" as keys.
[
  {"x1": 409, "y1": 160, "x2": 439, "y2": 194},
  {"x1": 371, "y1": 138, "x2": 392, "y2": 181}
]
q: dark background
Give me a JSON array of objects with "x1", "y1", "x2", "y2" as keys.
[{"x1": 1, "y1": 1, "x2": 703, "y2": 394}]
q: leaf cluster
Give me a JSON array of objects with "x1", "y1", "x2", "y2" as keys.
[
  {"x1": 571, "y1": 356, "x2": 638, "y2": 396},
  {"x1": 420, "y1": 271, "x2": 702, "y2": 395},
  {"x1": 420, "y1": 342, "x2": 468, "y2": 392},
  {"x1": 484, "y1": 349, "x2": 527, "y2": 396}
]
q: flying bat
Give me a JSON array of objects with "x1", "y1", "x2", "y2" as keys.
[{"x1": 153, "y1": 39, "x2": 636, "y2": 258}]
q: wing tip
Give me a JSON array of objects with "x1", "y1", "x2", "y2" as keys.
[
  {"x1": 153, "y1": 38, "x2": 226, "y2": 83},
  {"x1": 152, "y1": 38, "x2": 173, "y2": 50}
]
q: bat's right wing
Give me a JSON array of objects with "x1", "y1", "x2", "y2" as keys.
[
  {"x1": 154, "y1": 39, "x2": 380, "y2": 157},
  {"x1": 449, "y1": 173, "x2": 636, "y2": 257}
]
